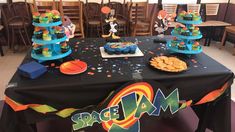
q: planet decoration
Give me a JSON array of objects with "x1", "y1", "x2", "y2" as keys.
[{"x1": 60, "y1": 60, "x2": 87, "y2": 75}]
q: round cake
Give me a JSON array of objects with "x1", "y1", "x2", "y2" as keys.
[{"x1": 104, "y1": 42, "x2": 137, "y2": 55}]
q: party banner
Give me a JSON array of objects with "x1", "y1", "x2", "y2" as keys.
[{"x1": 71, "y1": 81, "x2": 180, "y2": 132}]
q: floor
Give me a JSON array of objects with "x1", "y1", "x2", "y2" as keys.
[{"x1": 0, "y1": 41, "x2": 234, "y2": 101}]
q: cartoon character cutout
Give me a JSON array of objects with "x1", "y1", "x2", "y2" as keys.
[
  {"x1": 154, "y1": 10, "x2": 176, "y2": 37},
  {"x1": 62, "y1": 16, "x2": 76, "y2": 40},
  {"x1": 101, "y1": 6, "x2": 120, "y2": 39}
]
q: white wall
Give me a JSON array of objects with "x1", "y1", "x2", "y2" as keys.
[
  {"x1": 162, "y1": 0, "x2": 197, "y2": 4},
  {"x1": 0, "y1": 0, "x2": 7, "y2": 3},
  {"x1": 201, "y1": 0, "x2": 228, "y2": 3},
  {"x1": 230, "y1": 0, "x2": 235, "y2": 4},
  {"x1": 9, "y1": 0, "x2": 231, "y2": 4}
]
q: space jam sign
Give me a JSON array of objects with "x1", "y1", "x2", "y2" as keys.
[{"x1": 71, "y1": 82, "x2": 180, "y2": 132}]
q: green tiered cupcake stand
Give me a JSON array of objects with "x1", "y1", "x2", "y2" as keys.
[
  {"x1": 31, "y1": 21, "x2": 72, "y2": 62},
  {"x1": 167, "y1": 16, "x2": 203, "y2": 54}
]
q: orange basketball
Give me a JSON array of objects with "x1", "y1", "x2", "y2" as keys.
[
  {"x1": 60, "y1": 60, "x2": 87, "y2": 75},
  {"x1": 101, "y1": 6, "x2": 111, "y2": 14},
  {"x1": 158, "y1": 10, "x2": 167, "y2": 18}
]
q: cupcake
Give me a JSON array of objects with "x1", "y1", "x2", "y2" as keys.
[
  {"x1": 39, "y1": 13, "x2": 49, "y2": 23},
  {"x1": 128, "y1": 45, "x2": 136, "y2": 54},
  {"x1": 192, "y1": 27, "x2": 200, "y2": 36},
  {"x1": 54, "y1": 26, "x2": 65, "y2": 39},
  {"x1": 179, "y1": 11, "x2": 186, "y2": 19},
  {"x1": 45, "y1": 10, "x2": 53, "y2": 22},
  {"x1": 178, "y1": 42, "x2": 186, "y2": 50},
  {"x1": 188, "y1": 25, "x2": 195, "y2": 32},
  {"x1": 193, "y1": 13, "x2": 201, "y2": 21},
  {"x1": 34, "y1": 27, "x2": 43, "y2": 39},
  {"x1": 171, "y1": 37, "x2": 179, "y2": 47},
  {"x1": 184, "y1": 13, "x2": 193, "y2": 20},
  {"x1": 42, "y1": 30, "x2": 52, "y2": 41},
  {"x1": 60, "y1": 42, "x2": 69, "y2": 53},
  {"x1": 33, "y1": 44, "x2": 42, "y2": 54},
  {"x1": 32, "y1": 12, "x2": 40, "y2": 23},
  {"x1": 181, "y1": 27, "x2": 190, "y2": 36},
  {"x1": 51, "y1": 10, "x2": 61, "y2": 22},
  {"x1": 42, "y1": 48, "x2": 52, "y2": 57},
  {"x1": 173, "y1": 24, "x2": 181, "y2": 34},
  {"x1": 192, "y1": 41, "x2": 200, "y2": 50}
]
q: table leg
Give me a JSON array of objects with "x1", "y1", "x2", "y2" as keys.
[
  {"x1": 207, "y1": 27, "x2": 213, "y2": 46},
  {"x1": 0, "y1": 44, "x2": 3, "y2": 56},
  {"x1": 233, "y1": 45, "x2": 235, "y2": 56},
  {"x1": 204, "y1": 27, "x2": 209, "y2": 46},
  {"x1": 220, "y1": 30, "x2": 227, "y2": 49}
]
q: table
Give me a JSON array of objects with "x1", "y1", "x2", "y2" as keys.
[
  {"x1": 170, "y1": 21, "x2": 232, "y2": 46},
  {"x1": 0, "y1": 36, "x2": 234, "y2": 132}
]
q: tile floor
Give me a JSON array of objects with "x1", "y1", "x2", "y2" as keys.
[{"x1": 0, "y1": 41, "x2": 234, "y2": 101}]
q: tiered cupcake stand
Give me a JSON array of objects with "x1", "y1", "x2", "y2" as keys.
[
  {"x1": 167, "y1": 17, "x2": 203, "y2": 54},
  {"x1": 31, "y1": 21, "x2": 72, "y2": 62}
]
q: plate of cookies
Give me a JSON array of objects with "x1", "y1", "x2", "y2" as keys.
[{"x1": 149, "y1": 56, "x2": 188, "y2": 73}]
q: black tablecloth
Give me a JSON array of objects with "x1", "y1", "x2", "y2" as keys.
[{"x1": 0, "y1": 36, "x2": 234, "y2": 132}]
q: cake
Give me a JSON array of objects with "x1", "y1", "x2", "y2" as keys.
[
  {"x1": 42, "y1": 30, "x2": 52, "y2": 41},
  {"x1": 54, "y1": 26, "x2": 65, "y2": 39},
  {"x1": 171, "y1": 37, "x2": 179, "y2": 47},
  {"x1": 181, "y1": 27, "x2": 190, "y2": 36},
  {"x1": 192, "y1": 27, "x2": 200, "y2": 36},
  {"x1": 61, "y1": 42, "x2": 69, "y2": 53},
  {"x1": 34, "y1": 27, "x2": 43, "y2": 39},
  {"x1": 51, "y1": 10, "x2": 61, "y2": 22},
  {"x1": 178, "y1": 42, "x2": 186, "y2": 50},
  {"x1": 33, "y1": 44, "x2": 42, "y2": 54},
  {"x1": 33, "y1": 12, "x2": 40, "y2": 23},
  {"x1": 192, "y1": 41, "x2": 200, "y2": 50},
  {"x1": 104, "y1": 42, "x2": 137, "y2": 55},
  {"x1": 42, "y1": 48, "x2": 52, "y2": 57},
  {"x1": 39, "y1": 13, "x2": 49, "y2": 23}
]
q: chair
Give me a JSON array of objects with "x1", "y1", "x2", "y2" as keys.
[
  {"x1": 187, "y1": 4, "x2": 201, "y2": 13},
  {"x1": 84, "y1": 0, "x2": 103, "y2": 37},
  {"x1": 130, "y1": 3, "x2": 156, "y2": 36},
  {"x1": 59, "y1": 0, "x2": 85, "y2": 38},
  {"x1": 1, "y1": 3, "x2": 31, "y2": 52},
  {"x1": 107, "y1": 0, "x2": 128, "y2": 36},
  {"x1": 162, "y1": 4, "x2": 177, "y2": 15},
  {"x1": 0, "y1": 25, "x2": 4, "y2": 56},
  {"x1": 220, "y1": 26, "x2": 235, "y2": 55},
  {"x1": 31, "y1": 0, "x2": 56, "y2": 13}
]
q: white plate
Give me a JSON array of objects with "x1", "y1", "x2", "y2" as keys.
[{"x1": 100, "y1": 47, "x2": 144, "y2": 58}]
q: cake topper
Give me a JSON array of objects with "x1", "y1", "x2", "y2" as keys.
[
  {"x1": 101, "y1": 6, "x2": 120, "y2": 40},
  {"x1": 154, "y1": 10, "x2": 176, "y2": 43}
]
